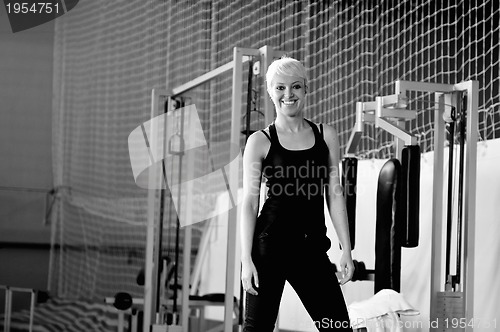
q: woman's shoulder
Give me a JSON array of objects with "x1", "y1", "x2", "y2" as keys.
[
  {"x1": 307, "y1": 120, "x2": 338, "y2": 138},
  {"x1": 245, "y1": 127, "x2": 272, "y2": 158},
  {"x1": 248, "y1": 126, "x2": 272, "y2": 143},
  {"x1": 321, "y1": 123, "x2": 338, "y2": 137}
]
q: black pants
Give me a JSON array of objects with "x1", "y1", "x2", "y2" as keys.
[{"x1": 243, "y1": 239, "x2": 352, "y2": 331}]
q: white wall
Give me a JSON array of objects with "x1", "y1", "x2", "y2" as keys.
[
  {"x1": 0, "y1": 4, "x2": 54, "y2": 244},
  {"x1": 0, "y1": 4, "x2": 54, "y2": 312},
  {"x1": 196, "y1": 139, "x2": 500, "y2": 331}
]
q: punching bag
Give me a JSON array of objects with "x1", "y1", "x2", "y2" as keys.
[
  {"x1": 396, "y1": 145, "x2": 420, "y2": 248},
  {"x1": 342, "y1": 157, "x2": 358, "y2": 250},
  {"x1": 375, "y1": 159, "x2": 402, "y2": 293}
]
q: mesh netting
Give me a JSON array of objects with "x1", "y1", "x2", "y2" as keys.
[
  {"x1": 305, "y1": 0, "x2": 499, "y2": 157},
  {"x1": 51, "y1": 0, "x2": 499, "y2": 300}
]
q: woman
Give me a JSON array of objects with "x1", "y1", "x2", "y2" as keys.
[{"x1": 240, "y1": 56, "x2": 354, "y2": 331}]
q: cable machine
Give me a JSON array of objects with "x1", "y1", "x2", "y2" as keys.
[
  {"x1": 345, "y1": 80, "x2": 478, "y2": 331},
  {"x1": 141, "y1": 46, "x2": 284, "y2": 332}
]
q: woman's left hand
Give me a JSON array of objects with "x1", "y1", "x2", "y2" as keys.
[{"x1": 338, "y1": 251, "x2": 354, "y2": 285}]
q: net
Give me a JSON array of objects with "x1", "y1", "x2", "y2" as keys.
[
  {"x1": 305, "y1": 0, "x2": 499, "y2": 158},
  {"x1": 51, "y1": 0, "x2": 499, "y2": 301}
]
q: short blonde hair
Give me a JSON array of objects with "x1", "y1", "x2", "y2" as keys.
[{"x1": 265, "y1": 56, "x2": 308, "y2": 94}]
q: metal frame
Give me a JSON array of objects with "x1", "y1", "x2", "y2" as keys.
[
  {"x1": 143, "y1": 88, "x2": 169, "y2": 331},
  {"x1": 345, "y1": 93, "x2": 418, "y2": 158},
  {"x1": 1, "y1": 286, "x2": 37, "y2": 332},
  {"x1": 144, "y1": 46, "x2": 284, "y2": 332},
  {"x1": 345, "y1": 80, "x2": 478, "y2": 332},
  {"x1": 396, "y1": 80, "x2": 478, "y2": 332}
]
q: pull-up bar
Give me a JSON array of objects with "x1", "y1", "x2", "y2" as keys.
[{"x1": 171, "y1": 56, "x2": 252, "y2": 97}]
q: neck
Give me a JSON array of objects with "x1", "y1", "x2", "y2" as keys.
[{"x1": 274, "y1": 115, "x2": 307, "y2": 133}]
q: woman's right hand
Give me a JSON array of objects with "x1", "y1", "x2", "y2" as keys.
[{"x1": 241, "y1": 258, "x2": 259, "y2": 296}]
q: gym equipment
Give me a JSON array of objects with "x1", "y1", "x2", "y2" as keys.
[
  {"x1": 396, "y1": 145, "x2": 420, "y2": 248},
  {"x1": 1, "y1": 285, "x2": 37, "y2": 332},
  {"x1": 142, "y1": 46, "x2": 285, "y2": 332},
  {"x1": 347, "y1": 147, "x2": 419, "y2": 292},
  {"x1": 170, "y1": 97, "x2": 185, "y2": 330},
  {"x1": 341, "y1": 157, "x2": 357, "y2": 250},
  {"x1": 375, "y1": 159, "x2": 402, "y2": 293},
  {"x1": 237, "y1": 60, "x2": 261, "y2": 329},
  {"x1": 333, "y1": 260, "x2": 374, "y2": 282},
  {"x1": 241, "y1": 60, "x2": 264, "y2": 139},
  {"x1": 114, "y1": 292, "x2": 133, "y2": 311},
  {"x1": 106, "y1": 293, "x2": 142, "y2": 332},
  {"x1": 444, "y1": 119, "x2": 456, "y2": 288},
  {"x1": 351, "y1": 260, "x2": 373, "y2": 282},
  {"x1": 345, "y1": 92, "x2": 418, "y2": 294},
  {"x1": 345, "y1": 80, "x2": 478, "y2": 332},
  {"x1": 433, "y1": 94, "x2": 469, "y2": 329},
  {"x1": 454, "y1": 101, "x2": 466, "y2": 288}
]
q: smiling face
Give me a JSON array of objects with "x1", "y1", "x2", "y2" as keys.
[{"x1": 269, "y1": 74, "x2": 307, "y2": 118}]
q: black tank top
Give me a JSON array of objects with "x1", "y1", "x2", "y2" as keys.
[{"x1": 254, "y1": 119, "x2": 331, "y2": 251}]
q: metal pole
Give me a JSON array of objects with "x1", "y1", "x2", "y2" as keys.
[
  {"x1": 144, "y1": 89, "x2": 170, "y2": 331},
  {"x1": 429, "y1": 93, "x2": 446, "y2": 326},
  {"x1": 223, "y1": 46, "x2": 243, "y2": 332},
  {"x1": 456, "y1": 81, "x2": 478, "y2": 332}
]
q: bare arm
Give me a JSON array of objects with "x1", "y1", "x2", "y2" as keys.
[
  {"x1": 240, "y1": 131, "x2": 269, "y2": 295},
  {"x1": 323, "y1": 124, "x2": 354, "y2": 284}
]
